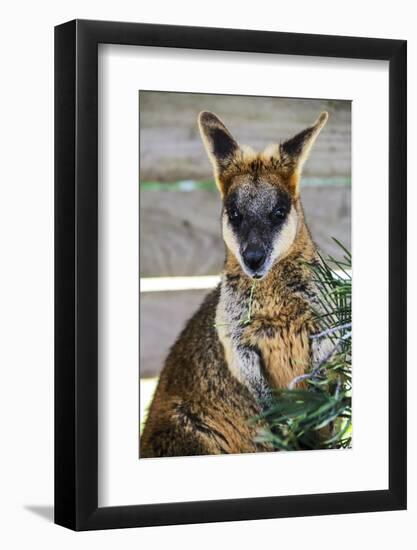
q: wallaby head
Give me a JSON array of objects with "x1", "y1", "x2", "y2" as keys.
[{"x1": 199, "y1": 110, "x2": 328, "y2": 279}]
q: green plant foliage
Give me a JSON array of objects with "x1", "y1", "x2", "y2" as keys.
[{"x1": 253, "y1": 239, "x2": 352, "y2": 451}]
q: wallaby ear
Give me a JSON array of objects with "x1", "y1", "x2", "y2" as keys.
[
  {"x1": 198, "y1": 111, "x2": 240, "y2": 194},
  {"x1": 281, "y1": 111, "x2": 329, "y2": 196}
]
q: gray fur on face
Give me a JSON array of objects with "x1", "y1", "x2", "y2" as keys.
[{"x1": 223, "y1": 179, "x2": 297, "y2": 278}]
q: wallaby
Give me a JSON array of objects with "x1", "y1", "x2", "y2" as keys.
[{"x1": 140, "y1": 111, "x2": 329, "y2": 457}]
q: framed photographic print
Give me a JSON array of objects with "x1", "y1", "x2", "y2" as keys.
[{"x1": 55, "y1": 19, "x2": 407, "y2": 530}]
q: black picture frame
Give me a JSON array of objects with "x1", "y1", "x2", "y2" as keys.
[{"x1": 55, "y1": 19, "x2": 407, "y2": 531}]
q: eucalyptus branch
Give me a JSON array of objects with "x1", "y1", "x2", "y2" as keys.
[
  {"x1": 310, "y1": 322, "x2": 352, "y2": 340},
  {"x1": 287, "y1": 371, "x2": 321, "y2": 390},
  {"x1": 315, "y1": 331, "x2": 351, "y2": 369}
]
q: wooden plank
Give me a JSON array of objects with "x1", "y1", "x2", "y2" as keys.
[
  {"x1": 140, "y1": 289, "x2": 209, "y2": 378},
  {"x1": 140, "y1": 187, "x2": 351, "y2": 277},
  {"x1": 140, "y1": 92, "x2": 351, "y2": 182}
]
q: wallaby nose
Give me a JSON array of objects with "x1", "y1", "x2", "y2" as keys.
[{"x1": 242, "y1": 245, "x2": 266, "y2": 272}]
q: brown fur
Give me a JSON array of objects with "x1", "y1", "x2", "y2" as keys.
[
  {"x1": 140, "y1": 111, "x2": 328, "y2": 457},
  {"x1": 140, "y1": 288, "x2": 269, "y2": 456}
]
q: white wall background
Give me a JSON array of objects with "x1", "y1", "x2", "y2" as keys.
[{"x1": 0, "y1": 1, "x2": 414, "y2": 548}]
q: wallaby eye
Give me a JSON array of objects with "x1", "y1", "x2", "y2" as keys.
[
  {"x1": 228, "y1": 208, "x2": 242, "y2": 224},
  {"x1": 270, "y1": 207, "x2": 286, "y2": 222}
]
